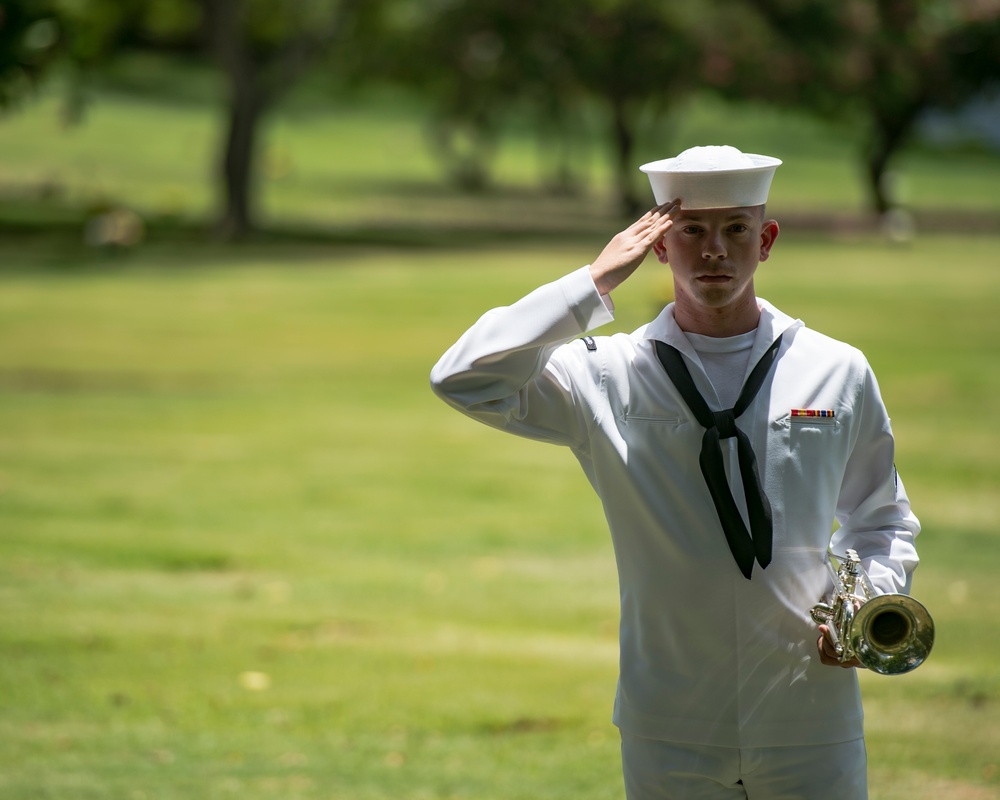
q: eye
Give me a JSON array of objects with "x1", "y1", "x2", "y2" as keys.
[
  {"x1": 728, "y1": 224, "x2": 748, "y2": 233},
  {"x1": 681, "y1": 225, "x2": 703, "y2": 235}
]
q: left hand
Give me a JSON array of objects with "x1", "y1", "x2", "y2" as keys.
[{"x1": 817, "y1": 624, "x2": 863, "y2": 669}]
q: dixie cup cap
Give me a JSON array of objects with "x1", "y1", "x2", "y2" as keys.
[{"x1": 639, "y1": 145, "x2": 782, "y2": 209}]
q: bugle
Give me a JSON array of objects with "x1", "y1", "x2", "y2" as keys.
[{"x1": 810, "y1": 549, "x2": 934, "y2": 675}]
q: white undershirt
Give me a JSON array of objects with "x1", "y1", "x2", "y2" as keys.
[{"x1": 684, "y1": 329, "x2": 757, "y2": 408}]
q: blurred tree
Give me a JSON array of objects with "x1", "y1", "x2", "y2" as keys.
[
  {"x1": 198, "y1": 0, "x2": 363, "y2": 238},
  {"x1": 0, "y1": 1, "x2": 62, "y2": 109},
  {"x1": 361, "y1": 0, "x2": 581, "y2": 193},
  {"x1": 53, "y1": 0, "x2": 202, "y2": 124},
  {"x1": 860, "y1": 1, "x2": 1000, "y2": 213},
  {"x1": 568, "y1": 1, "x2": 702, "y2": 214},
  {"x1": 18, "y1": 0, "x2": 998, "y2": 233},
  {"x1": 723, "y1": 0, "x2": 1000, "y2": 215},
  {"x1": 46, "y1": 0, "x2": 364, "y2": 238},
  {"x1": 366, "y1": 0, "x2": 703, "y2": 215}
]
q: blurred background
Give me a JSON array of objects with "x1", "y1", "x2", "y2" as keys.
[{"x1": 1, "y1": 1, "x2": 999, "y2": 798}]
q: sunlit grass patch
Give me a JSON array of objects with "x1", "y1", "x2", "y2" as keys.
[{"x1": 1, "y1": 210, "x2": 999, "y2": 798}]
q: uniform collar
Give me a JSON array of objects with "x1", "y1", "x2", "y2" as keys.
[{"x1": 640, "y1": 298, "x2": 802, "y2": 383}]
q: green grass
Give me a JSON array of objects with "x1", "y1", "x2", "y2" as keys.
[
  {"x1": 2, "y1": 233, "x2": 1000, "y2": 799},
  {"x1": 2, "y1": 74, "x2": 1000, "y2": 798}
]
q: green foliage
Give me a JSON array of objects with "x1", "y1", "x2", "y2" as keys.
[
  {"x1": 0, "y1": 0, "x2": 62, "y2": 108},
  {"x1": 15, "y1": 0, "x2": 1000, "y2": 226},
  {"x1": 732, "y1": 0, "x2": 1000, "y2": 212},
  {"x1": 3, "y1": 79, "x2": 1000, "y2": 246}
]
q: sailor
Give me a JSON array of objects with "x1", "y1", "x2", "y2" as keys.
[{"x1": 430, "y1": 145, "x2": 920, "y2": 799}]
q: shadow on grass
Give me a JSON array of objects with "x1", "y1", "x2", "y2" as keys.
[
  {"x1": 0, "y1": 186, "x2": 621, "y2": 267},
  {"x1": 2, "y1": 185, "x2": 999, "y2": 274}
]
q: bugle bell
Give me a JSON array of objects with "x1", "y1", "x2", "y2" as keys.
[{"x1": 809, "y1": 549, "x2": 934, "y2": 675}]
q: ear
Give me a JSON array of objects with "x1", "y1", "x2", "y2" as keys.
[
  {"x1": 758, "y1": 220, "x2": 779, "y2": 262},
  {"x1": 652, "y1": 236, "x2": 669, "y2": 264}
]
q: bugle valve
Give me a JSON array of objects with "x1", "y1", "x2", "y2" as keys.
[{"x1": 810, "y1": 549, "x2": 934, "y2": 675}]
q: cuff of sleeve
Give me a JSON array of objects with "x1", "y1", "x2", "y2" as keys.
[{"x1": 566, "y1": 265, "x2": 615, "y2": 331}]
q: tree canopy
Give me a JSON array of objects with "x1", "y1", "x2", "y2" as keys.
[
  {"x1": 714, "y1": 0, "x2": 1000, "y2": 212},
  {"x1": 6, "y1": 0, "x2": 1000, "y2": 234},
  {"x1": 0, "y1": 0, "x2": 62, "y2": 109}
]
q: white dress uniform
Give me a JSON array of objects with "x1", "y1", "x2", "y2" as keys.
[{"x1": 430, "y1": 265, "x2": 920, "y2": 753}]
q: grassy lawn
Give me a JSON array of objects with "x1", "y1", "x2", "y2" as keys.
[
  {"x1": 2, "y1": 233, "x2": 999, "y2": 799},
  {"x1": 1, "y1": 78, "x2": 1000, "y2": 798}
]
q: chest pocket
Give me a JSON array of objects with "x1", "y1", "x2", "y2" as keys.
[
  {"x1": 789, "y1": 414, "x2": 837, "y2": 428},
  {"x1": 785, "y1": 411, "x2": 842, "y2": 437},
  {"x1": 616, "y1": 409, "x2": 700, "y2": 471},
  {"x1": 774, "y1": 409, "x2": 851, "y2": 486}
]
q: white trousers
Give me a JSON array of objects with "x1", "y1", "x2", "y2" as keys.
[{"x1": 620, "y1": 732, "x2": 868, "y2": 800}]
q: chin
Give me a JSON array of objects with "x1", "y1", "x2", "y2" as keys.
[{"x1": 695, "y1": 288, "x2": 738, "y2": 307}]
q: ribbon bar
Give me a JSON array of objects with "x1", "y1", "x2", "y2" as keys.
[{"x1": 791, "y1": 409, "x2": 835, "y2": 418}]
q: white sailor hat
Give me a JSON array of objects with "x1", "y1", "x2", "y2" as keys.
[{"x1": 639, "y1": 145, "x2": 781, "y2": 209}]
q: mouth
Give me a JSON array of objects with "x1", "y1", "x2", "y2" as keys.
[{"x1": 696, "y1": 274, "x2": 732, "y2": 284}]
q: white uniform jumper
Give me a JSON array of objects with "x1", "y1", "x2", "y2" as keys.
[{"x1": 430, "y1": 265, "x2": 920, "y2": 749}]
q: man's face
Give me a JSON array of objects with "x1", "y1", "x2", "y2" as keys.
[{"x1": 652, "y1": 206, "x2": 778, "y2": 313}]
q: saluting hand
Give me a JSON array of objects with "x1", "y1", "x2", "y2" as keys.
[{"x1": 589, "y1": 200, "x2": 681, "y2": 296}]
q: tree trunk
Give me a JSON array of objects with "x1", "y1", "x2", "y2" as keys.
[
  {"x1": 218, "y1": 85, "x2": 261, "y2": 240},
  {"x1": 610, "y1": 96, "x2": 641, "y2": 217},
  {"x1": 200, "y1": 0, "x2": 358, "y2": 239},
  {"x1": 864, "y1": 97, "x2": 923, "y2": 217},
  {"x1": 202, "y1": 0, "x2": 262, "y2": 239},
  {"x1": 866, "y1": 136, "x2": 894, "y2": 216}
]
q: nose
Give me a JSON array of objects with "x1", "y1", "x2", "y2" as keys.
[{"x1": 702, "y1": 231, "x2": 726, "y2": 260}]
